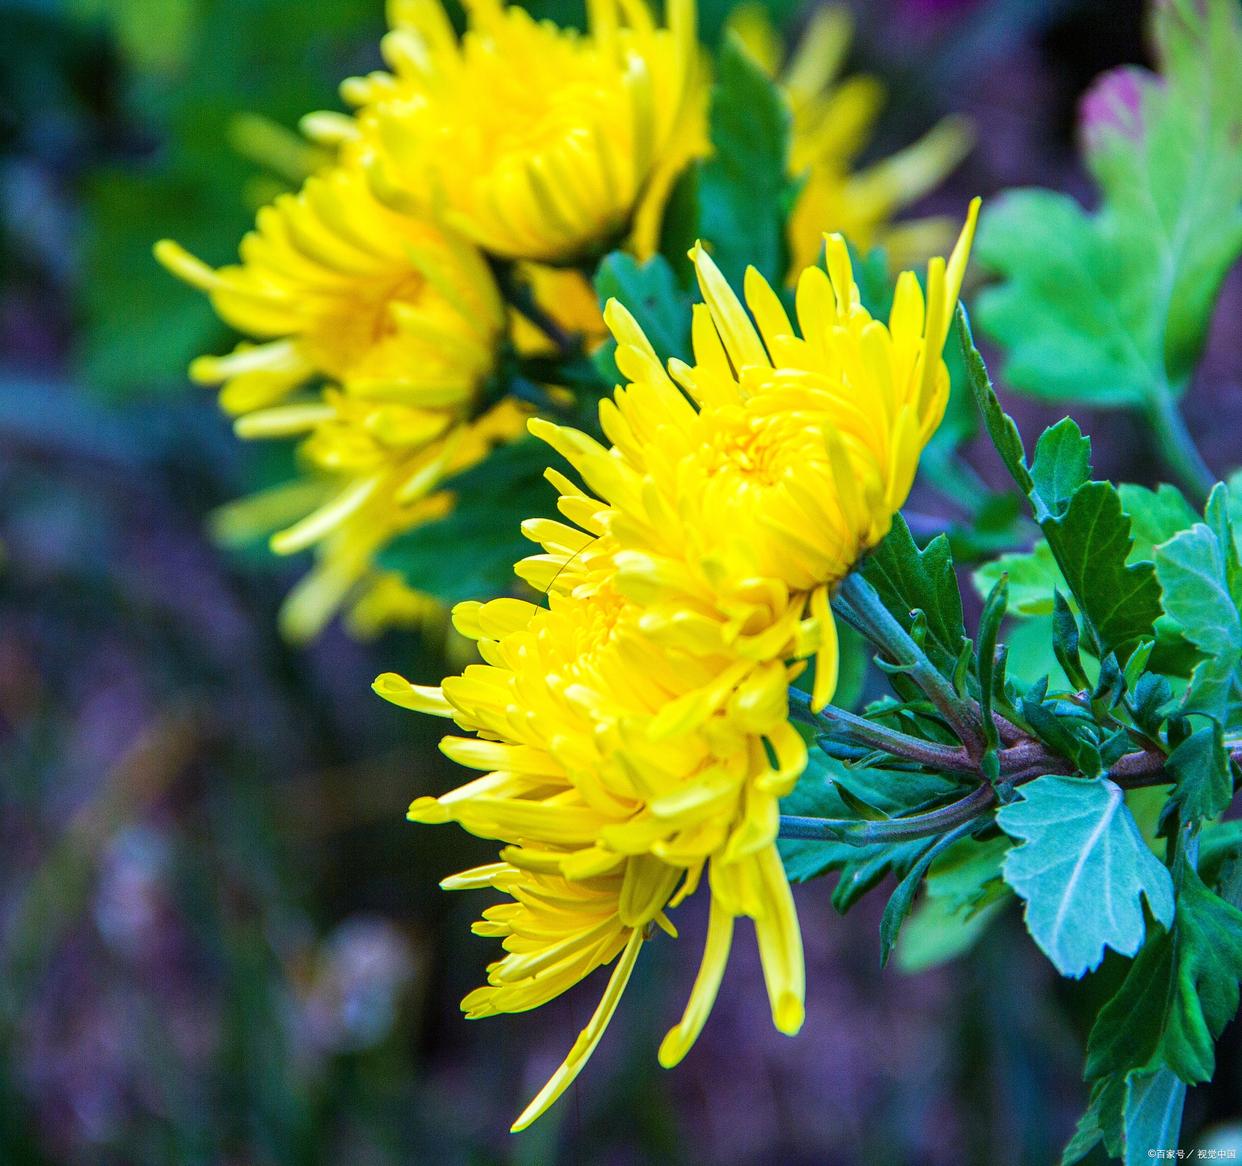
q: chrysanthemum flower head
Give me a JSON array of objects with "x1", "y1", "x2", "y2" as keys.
[
  {"x1": 341, "y1": 0, "x2": 708, "y2": 263},
  {"x1": 531, "y1": 199, "x2": 980, "y2": 709},
  {"x1": 729, "y1": 3, "x2": 973, "y2": 277},
  {"x1": 155, "y1": 158, "x2": 516, "y2": 639},
  {"x1": 154, "y1": 162, "x2": 503, "y2": 417},
  {"x1": 376, "y1": 572, "x2": 808, "y2": 1128}
]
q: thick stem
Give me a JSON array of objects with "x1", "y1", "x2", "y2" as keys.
[
  {"x1": 779, "y1": 783, "x2": 996, "y2": 844},
  {"x1": 789, "y1": 690, "x2": 974, "y2": 773},
  {"x1": 834, "y1": 572, "x2": 985, "y2": 757},
  {"x1": 778, "y1": 743, "x2": 1242, "y2": 846},
  {"x1": 1146, "y1": 383, "x2": 1213, "y2": 505}
]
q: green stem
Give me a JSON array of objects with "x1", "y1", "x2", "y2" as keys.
[
  {"x1": 790, "y1": 690, "x2": 974, "y2": 773},
  {"x1": 778, "y1": 782, "x2": 996, "y2": 845},
  {"x1": 1146, "y1": 383, "x2": 1213, "y2": 505},
  {"x1": 835, "y1": 572, "x2": 985, "y2": 757}
]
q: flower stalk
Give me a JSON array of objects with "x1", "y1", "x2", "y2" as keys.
[
  {"x1": 779, "y1": 782, "x2": 996, "y2": 845},
  {"x1": 833, "y1": 572, "x2": 985, "y2": 757}
]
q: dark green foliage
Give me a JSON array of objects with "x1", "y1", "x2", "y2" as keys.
[
  {"x1": 592, "y1": 251, "x2": 694, "y2": 382},
  {"x1": 697, "y1": 34, "x2": 797, "y2": 288},
  {"x1": 376, "y1": 437, "x2": 566, "y2": 604},
  {"x1": 1086, "y1": 863, "x2": 1242, "y2": 1085},
  {"x1": 1155, "y1": 492, "x2": 1242, "y2": 724},
  {"x1": 1042, "y1": 482, "x2": 1164, "y2": 665},
  {"x1": 1164, "y1": 724, "x2": 1232, "y2": 826},
  {"x1": 863, "y1": 517, "x2": 968, "y2": 678}
]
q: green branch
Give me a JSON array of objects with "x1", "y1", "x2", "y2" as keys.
[{"x1": 1146, "y1": 380, "x2": 1214, "y2": 505}]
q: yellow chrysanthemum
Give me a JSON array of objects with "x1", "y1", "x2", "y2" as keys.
[
  {"x1": 154, "y1": 162, "x2": 503, "y2": 417},
  {"x1": 300, "y1": 399, "x2": 530, "y2": 642},
  {"x1": 155, "y1": 158, "x2": 516, "y2": 639},
  {"x1": 530, "y1": 199, "x2": 980, "y2": 710},
  {"x1": 376, "y1": 571, "x2": 807, "y2": 1129},
  {"x1": 340, "y1": 0, "x2": 708, "y2": 263},
  {"x1": 730, "y1": 4, "x2": 973, "y2": 277}
]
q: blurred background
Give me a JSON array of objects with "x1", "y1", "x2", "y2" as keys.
[{"x1": 2, "y1": 0, "x2": 1241, "y2": 1162}]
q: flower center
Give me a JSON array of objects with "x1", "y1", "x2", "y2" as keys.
[{"x1": 302, "y1": 272, "x2": 427, "y2": 380}]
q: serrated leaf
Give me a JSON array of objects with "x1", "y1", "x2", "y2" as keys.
[
  {"x1": 1165, "y1": 723, "x2": 1232, "y2": 825},
  {"x1": 1155, "y1": 518, "x2": 1242, "y2": 723},
  {"x1": 698, "y1": 34, "x2": 795, "y2": 287},
  {"x1": 976, "y1": 2, "x2": 1242, "y2": 410},
  {"x1": 1062, "y1": 1066, "x2": 1187, "y2": 1166},
  {"x1": 1120, "y1": 1069, "x2": 1186, "y2": 1166},
  {"x1": 1030, "y1": 418, "x2": 1093, "y2": 517},
  {"x1": 1119, "y1": 483, "x2": 1199, "y2": 561},
  {"x1": 999, "y1": 776, "x2": 1175, "y2": 977},
  {"x1": 1043, "y1": 481, "x2": 1163, "y2": 664},
  {"x1": 1086, "y1": 863, "x2": 1242, "y2": 1084},
  {"x1": 862, "y1": 515, "x2": 967, "y2": 677},
  {"x1": 1062, "y1": 1075, "x2": 1124, "y2": 1165}
]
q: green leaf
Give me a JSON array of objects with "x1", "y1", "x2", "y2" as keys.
[
  {"x1": 998, "y1": 775, "x2": 1175, "y2": 977},
  {"x1": 1043, "y1": 481, "x2": 1164, "y2": 664},
  {"x1": 862, "y1": 515, "x2": 967, "y2": 677},
  {"x1": 376, "y1": 437, "x2": 562, "y2": 605},
  {"x1": 592, "y1": 251, "x2": 693, "y2": 381},
  {"x1": 1200, "y1": 820, "x2": 1242, "y2": 889},
  {"x1": 1018, "y1": 691, "x2": 1102, "y2": 777},
  {"x1": 957, "y1": 307, "x2": 1034, "y2": 495},
  {"x1": 1030, "y1": 418, "x2": 1093, "y2": 518},
  {"x1": 896, "y1": 893, "x2": 1005, "y2": 974},
  {"x1": 1165, "y1": 723, "x2": 1232, "y2": 826},
  {"x1": 1062, "y1": 1075, "x2": 1124, "y2": 1165},
  {"x1": 698, "y1": 33, "x2": 795, "y2": 287},
  {"x1": 1052, "y1": 590, "x2": 1091, "y2": 693},
  {"x1": 918, "y1": 834, "x2": 1011, "y2": 917},
  {"x1": 778, "y1": 751, "x2": 956, "y2": 909},
  {"x1": 1120, "y1": 1069, "x2": 1187, "y2": 1166},
  {"x1": 1062, "y1": 1068, "x2": 1186, "y2": 1166},
  {"x1": 1086, "y1": 863, "x2": 1242, "y2": 1084},
  {"x1": 1155, "y1": 515, "x2": 1242, "y2": 723},
  {"x1": 656, "y1": 161, "x2": 700, "y2": 280},
  {"x1": 976, "y1": 1, "x2": 1242, "y2": 409},
  {"x1": 985, "y1": 484, "x2": 1199, "y2": 672},
  {"x1": 1119, "y1": 483, "x2": 1200, "y2": 562},
  {"x1": 973, "y1": 540, "x2": 1062, "y2": 617},
  {"x1": 976, "y1": 576, "x2": 1007, "y2": 757},
  {"x1": 879, "y1": 822, "x2": 979, "y2": 967}
]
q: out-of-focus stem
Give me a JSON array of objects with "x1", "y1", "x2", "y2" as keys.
[{"x1": 1146, "y1": 382, "x2": 1213, "y2": 505}]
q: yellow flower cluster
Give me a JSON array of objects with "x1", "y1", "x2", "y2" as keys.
[
  {"x1": 345, "y1": 0, "x2": 708, "y2": 263},
  {"x1": 156, "y1": 0, "x2": 707, "y2": 640},
  {"x1": 731, "y1": 3, "x2": 974, "y2": 278},
  {"x1": 379, "y1": 201, "x2": 979, "y2": 1129}
]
